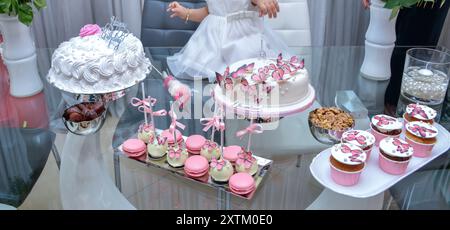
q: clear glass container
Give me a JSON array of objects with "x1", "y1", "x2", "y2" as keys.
[{"x1": 397, "y1": 48, "x2": 450, "y2": 121}]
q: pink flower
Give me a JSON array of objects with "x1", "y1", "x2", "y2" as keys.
[{"x1": 79, "y1": 24, "x2": 102, "y2": 37}]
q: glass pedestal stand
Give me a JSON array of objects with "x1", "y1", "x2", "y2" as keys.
[
  {"x1": 59, "y1": 89, "x2": 137, "y2": 210},
  {"x1": 60, "y1": 132, "x2": 135, "y2": 209}
]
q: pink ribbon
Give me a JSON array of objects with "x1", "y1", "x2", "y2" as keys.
[
  {"x1": 236, "y1": 123, "x2": 263, "y2": 139},
  {"x1": 138, "y1": 106, "x2": 167, "y2": 117},
  {"x1": 131, "y1": 97, "x2": 156, "y2": 108},
  {"x1": 201, "y1": 116, "x2": 225, "y2": 132},
  {"x1": 131, "y1": 97, "x2": 150, "y2": 108},
  {"x1": 169, "y1": 109, "x2": 186, "y2": 133}
]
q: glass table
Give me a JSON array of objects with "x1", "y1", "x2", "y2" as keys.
[{"x1": 2, "y1": 46, "x2": 448, "y2": 209}]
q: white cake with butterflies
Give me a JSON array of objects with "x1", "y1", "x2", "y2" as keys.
[
  {"x1": 214, "y1": 53, "x2": 314, "y2": 115},
  {"x1": 47, "y1": 17, "x2": 151, "y2": 94}
]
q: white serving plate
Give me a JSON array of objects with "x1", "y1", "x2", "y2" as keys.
[{"x1": 309, "y1": 123, "x2": 450, "y2": 198}]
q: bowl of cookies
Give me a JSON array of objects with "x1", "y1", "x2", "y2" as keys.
[
  {"x1": 308, "y1": 107, "x2": 355, "y2": 145},
  {"x1": 62, "y1": 101, "x2": 107, "y2": 136}
]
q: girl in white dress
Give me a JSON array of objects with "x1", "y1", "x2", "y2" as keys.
[{"x1": 166, "y1": 0, "x2": 290, "y2": 81}]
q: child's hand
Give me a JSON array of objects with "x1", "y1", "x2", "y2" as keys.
[
  {"x1": 167, "y1": 1, "x2": 188, "y2": 20},
  {"x1": 254, "y1": 0, "x2": 280, "y2": 18}
]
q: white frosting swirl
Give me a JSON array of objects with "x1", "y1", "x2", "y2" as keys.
[{"x1": 47, "y1": 31, "x2": 151, "y2": 94}]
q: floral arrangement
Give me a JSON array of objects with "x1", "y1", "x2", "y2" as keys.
[
  {"x1": 0, "y1": 0, "x2": 46, "y2": 26},
  {"x1": 382, "y1": 0, "x2": 446, "y2": 19}
]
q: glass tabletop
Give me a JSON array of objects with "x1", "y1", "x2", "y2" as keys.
[{"x1": 1, "y1": 46, "x2": 448, "y2": 210}]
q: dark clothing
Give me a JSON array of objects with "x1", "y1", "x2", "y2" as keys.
[{"x1": 385, "y1": 2, "x2": 450, "y2": 106}]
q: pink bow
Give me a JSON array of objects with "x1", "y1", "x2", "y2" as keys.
[
  {"x1": 341, "y1": 144, "x2": 363, "y2": 163},
  {"x1": 169, "y1": 109, "x2": 185, "y2": 133},
  {"x1": 236, "y1": 150, "x2": 255, "y2": 169},
  {"x1": 393, "y1": 139, "x2": 410, "y2": 153},
  {"x1": 345, "y1": 132, "x2": 366, "y2": 145},
  {"x1": 168, "y1": 148, "x2": 182, "y2": 159},
  {"x1": 210, "y1": 158, "x2": 226, "y2": 171},
  {"x1": 409, "y1": 124, "x2": 437, "y2": 138},
  {"x1": 201, "y1": 116, "x2": 225, "y2": 132},
  {"x1": 409, "y1": 104, "x2": 429, "y2": 119},
  {"x1": 131, "y1": 97, "x2": 157, "y2": 108},
  {"x1": 236, "y1": 124, "x2": 263, "y2": 139},
  {"x1": 373, "y1": 115, "x2": 396, "y2": 126},
  {"x1": 138, "y1": 106, "x2": 167, "y2": 117}
]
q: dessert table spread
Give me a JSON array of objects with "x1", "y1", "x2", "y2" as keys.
[{"x1": 18, "y1": 46, "x2": 449, "y2": 210}]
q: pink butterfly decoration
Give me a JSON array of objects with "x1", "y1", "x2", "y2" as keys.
[
  {"x1": 373, "y1": 115, "x2": 396, "y2": 126},
  {"x1": 216, "y1": 72, "x2": 234, "y2": 90},
  {"x1": 409, "y1": 124, "x2": 437, "y2": 137},
  {"x1": 231, "y1": 63, "x2": 253, "y2": 79},
  {"x1": 240, "y1": 78, "x2": 257, "y2": 95},
  {"x1": 210, "y1": 158, "x2": 226, "y2": 171},
  {"x1": 408, "y1": 104, "x2": 429, "y2": 119},
  {"x1": 393, "y1": 139, "x2": 410, "y2": 154},
  {"x1": 236, "y1": 150, "x2": 255, "y2": 169},
  {"x1": 251, "y1": 72, "x2": 267, "y2": 84},
  {"x1": 279, "y1": 64, "x2": 292, "y2": 75},
  {"x1": 272, "y1": 68, "x2": 285, "y2": 81},
  {"x1": 276, "y1": 53, "x2": 283, "y2": 66},
  {"x1": 268, "y1": 63, "x2": 277, "y2": 70},
  {"x1": 203, "y1": 140, "x2": 218, "y2": 152},
  {"x1": 156, "y1": 136, "x2": 168, "y2": 145},
  {"x1": 168, "y1": 148, "x2": 182, "y2": 159},
  {"x1": 341, "y1": 144, "x2": 364, "y2": 163}
]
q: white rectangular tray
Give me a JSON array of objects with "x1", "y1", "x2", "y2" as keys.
[{"x1": 309, "y1": 123, "x2": 450, "y2": 198}]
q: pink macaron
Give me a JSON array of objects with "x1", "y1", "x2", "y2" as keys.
[
  {"x1": 161, "y1": 129, "x2": 183, "y2": 145},
  {"x1": 186, "y1": 135, "x2": 206, "y2": 155},
  {"x1": 122, "y1": 139, "x2": 147, "y2": 160},
  {"x1": 223, "y1": 145, "x2": 242, "y2": 163},
  {"x1": 228, "y1": 172, "x2": 256, "y2": 196},
  {"x1": 184, "y1": 155, "x2": 209, "y2": 179}
]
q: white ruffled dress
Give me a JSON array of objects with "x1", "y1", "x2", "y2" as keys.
[{"x1": 167, "y1": 0, "x2": 290, "y2": 81}]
